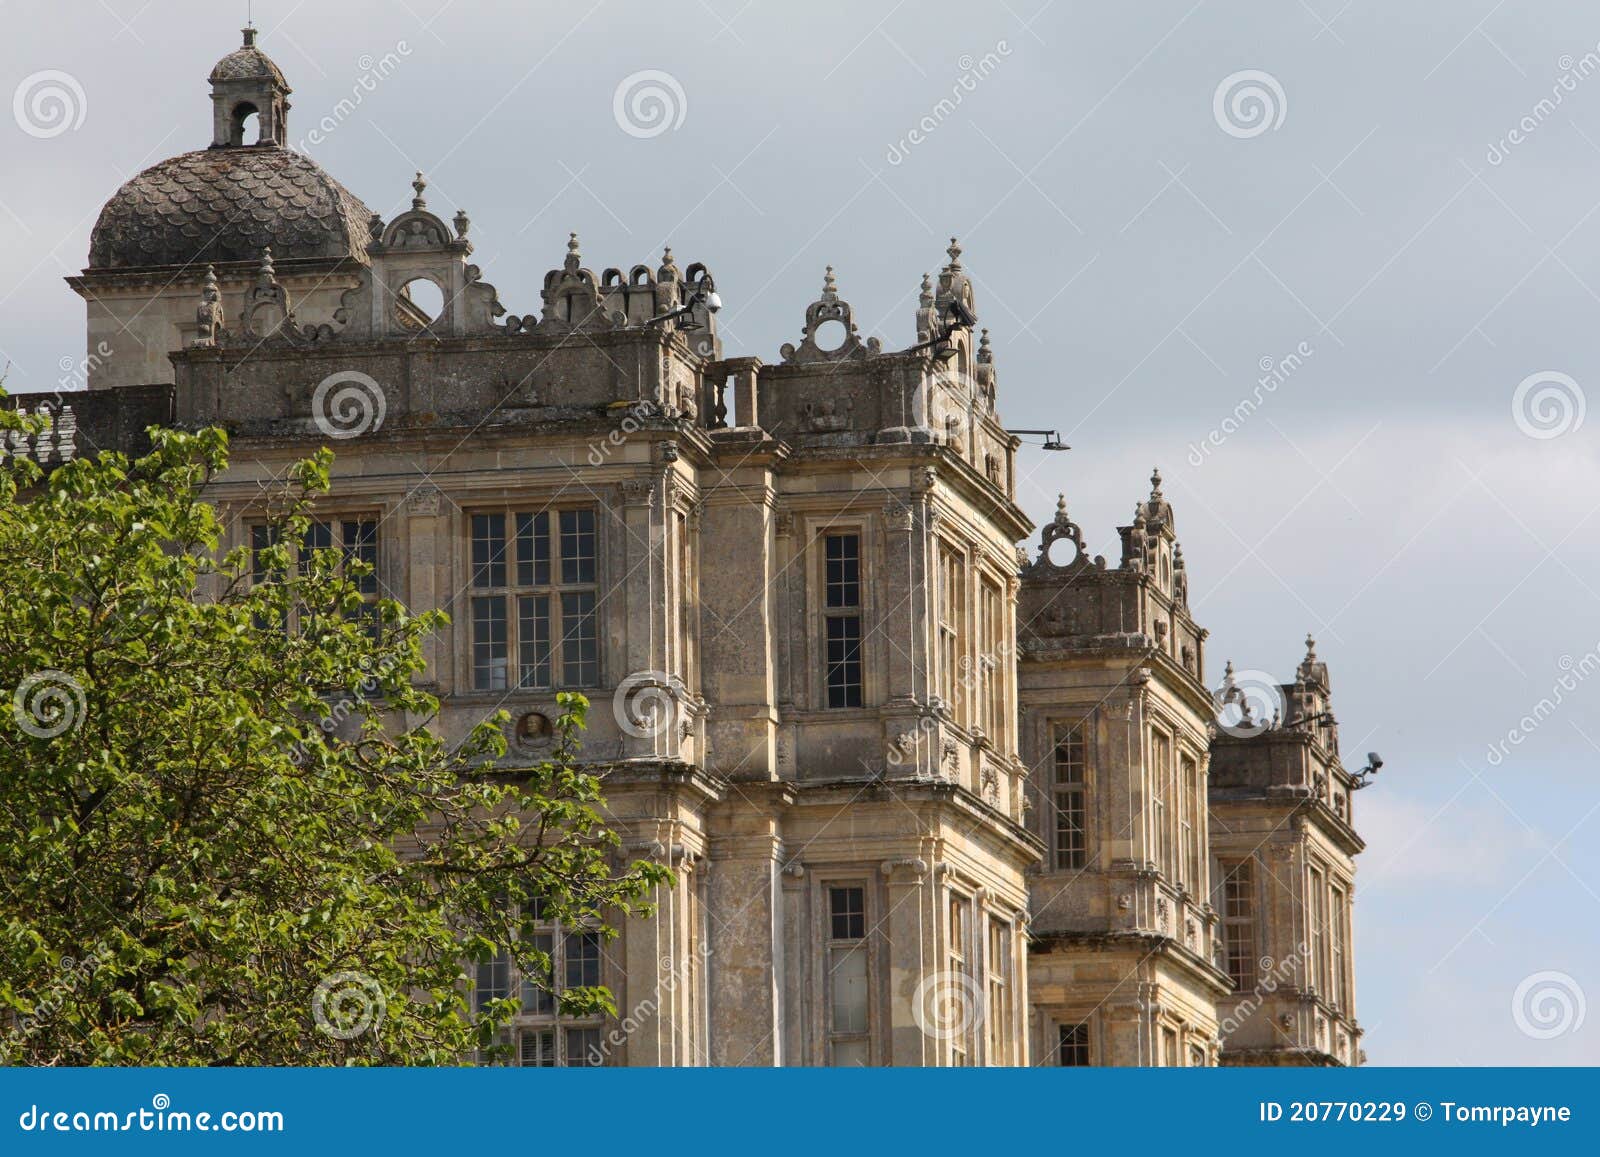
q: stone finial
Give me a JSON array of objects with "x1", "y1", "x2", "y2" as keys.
[
  {"x1": 822, "y1": 265, "x2": 838, "y2": 299},
  {"x1": 1304, "y1": 633, "x2": 1317, "y2": 663},
  {"x1": 1056, "y1": 492, "x2": 1069, "y2": 521},
  {"x1": 565, "y1": 231, "x2": 582, "y2": 272},
  {"x1": 1150, "y1": 467, "x2": 1164, "y2": 500},
  {"x1": 919, "y1": 272, "x2": 933, "y2": 308},
  {"x1": 194, "y1": 264, "x2": 223, "y2": 347},
  {"x1": 1132, "y1": 503, "x2": 1146, "y2": 529},
  {"x1": 256, "y1": 247, "x2": 275, "y2": 287},
  {"x1": 1219, "y1": 660, "x2": 1255, "y2": 724},
  {"x1": 453, "y1": 208, "x2": 470, "y2": 239},
  {"x1": 946, "y1": 237, "x2": 963, "y2": 270},
  {"x1": 411, "y1": 172, "x2": 427, "y2": 211},
  {"x1": 978, "y1": 327, "x2": 993, "y2": 362},
  {"x1": 658, "y1": 245, "x2": 679, "y2": 282}
]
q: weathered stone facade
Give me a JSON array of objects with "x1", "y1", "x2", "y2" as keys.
[{"x1": 4, "y1": 31, "x2": 1369, "y2": 1067}]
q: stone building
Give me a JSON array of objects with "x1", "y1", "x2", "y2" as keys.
[{"x1": 4, "y1": 32, "x2": 1370, "y2": 1067}]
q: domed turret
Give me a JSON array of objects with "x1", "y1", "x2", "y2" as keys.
[
  {"x1": 209, "y1": 26, "x2": 289, "y2": 147},
  {"x1": 71, "y1": 30, "x2": 374, "y2": 387}
]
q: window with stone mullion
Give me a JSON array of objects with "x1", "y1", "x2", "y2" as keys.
[{"x1": 470, "y1": 509, "x2": 598, "y2": 692}]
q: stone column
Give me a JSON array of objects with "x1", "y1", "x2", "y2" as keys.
[
  {"x1": 705, "y1": 787, "x2": 791, "y2": 1065},
  {"x1": 880, "y1": 856, "x2": 933, "y2": 1065},
  {"x1": 698, "y1": 448, "x2": 778, "y2": 779},
  {"x1": 404, "y1": 485, "x2": 446, "y2": 685}
]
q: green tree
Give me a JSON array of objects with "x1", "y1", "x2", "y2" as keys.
[{"x1": 0, "y1": 411, "x2": 668, "y2": 1064}]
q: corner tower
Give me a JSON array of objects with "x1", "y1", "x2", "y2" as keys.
[
  {"x1": 1208, "y1": 637, "x2": 1366, "y2": 1066},
  {"x1": 1017, "y1": 474, "x2": 1229, "y2": 1066}
]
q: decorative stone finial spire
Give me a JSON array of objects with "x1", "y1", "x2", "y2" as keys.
[
  {"x1": 822, "y1": 265, "x2": 838, "y2": 299},
  {"x1": 1150, "y1": 467, "x2": 1163, "y2": 500},
  {"x1": 1056, "y1": 492, "x2": 1069, "y2": 520},
  {"x1": 945, "y1": 237, "x2": 963, "y2": 270},
  {"x1": 978, "y1": 327, "x2": 993, "y2": 362},
  {"x1": 411, "y1": 172, "x2": 427, "y2": 211},
  {"x1": 256, "y1": 246, "x2": 275, "y2": 287},
  {"x1": 658, "y1": 245, "x2": 679, "y2": 281},
  {"x1": 919, "y1": 272, "x2": 933, "y2": 308},
  {"x1": 1304, "y1": 633, "x2": 1317, "y2": 663}
]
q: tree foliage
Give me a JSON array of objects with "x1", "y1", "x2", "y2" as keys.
[{"x1": 0, "y1": 413, "x2": 668, "y2": 1064}]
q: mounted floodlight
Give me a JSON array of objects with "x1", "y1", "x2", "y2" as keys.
[
  {"x1": 641, "y1": 273, "x2": 719, "y2": 331},
  {"x1": 1350, "y1": 752, "x2": 1383, "y2": 791},
  {"x1": 1009, "y1": 428, "x2": 1070, "y2": 452}
]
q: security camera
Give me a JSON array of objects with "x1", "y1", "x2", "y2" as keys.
[
  {"x1": 1367, "y1": 752, "x2": 1383, "y2": 772},
  {"x1": 702, "y1": 290, "x2": 722, "y2": 313}
]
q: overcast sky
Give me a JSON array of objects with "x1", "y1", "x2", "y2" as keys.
[{"x1": 3, "y1": 0, "x2": 1598, "y2": 1065}]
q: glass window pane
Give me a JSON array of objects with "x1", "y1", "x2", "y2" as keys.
[
  {"x1": 565, "y1": 930, "x2": 601, "y2": 989},
  {"x1": 829, "y1": 886, "x2": 865, "y2": 940},
  {"x1": 829, "y1": 943, "x2": 868, "y2": 1033},
  {"x1": 565, "y1": 1027, "x2": 602, "y2": 1067},
  {"x1": 516, "y1": 512, "x2": 550, "y2": 588},
  {"x1": 517, "y1": 594, "x2": 551, "y2": 689},
  {"x1": 471, "y1": 513, "x2": 507, "y2": 589},
  {"x1": 471, "y1": 596, "x2": 508, "y2": 691},
  {"x1": 342, "y1": 519, "x2": 378, "y2": 594},
  {"x1": 474, "y1": 952, "x2": 510, "y2": 1013},
  {"x1": 560, "y1": 591, "x2": 598, "y2": 687},
  {"x1": 519, "y1": 1028, "x2": 555, "y2": 1067},
  {"x1": 1058, "y1": 1023, "x2": 1089, "y2": 1066},
  {"x1": 560, "y1": 509, "x2": 596, "y2": 585},
  {"x1": 300, "y1": 520, "x2": 333, "y2": 574},
  {"x1": 825, "y1": 534, "x2": 860, "y2": 608},
  {"x1": 521, "y1": 930, "x2": 555, "y2": 1014},
  {"x1": 251, "y1": 524, "x2": 281, "y2": 583},
  {"x1": 830, "y1": 1038, "x2": 869, "y2": 1067},
  {"x1": 825, "y1": 615, "x2": 863, "y2": 708}
]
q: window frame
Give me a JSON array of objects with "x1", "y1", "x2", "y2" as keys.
[
  {"x1": 1220, "y1": 857, "x2": 1259, "y2": 990},
  {"x1": 249, "y1": 514, "x2": 382, "y2": 636},
  {"x1": 1149, "y1": 728, "x2": 1175, "y2": 873},
  {"x1": 465, "y1": 506, "x2": 600, "y2": 694},
  {"x1": 817, "y1": 527, "x2": 868, "y2": 710},
  {"x1": 935, "y1": 540, "x2": 967, "y2": 722},
  {"x1": 1050, "y1": 720, "x2": 1091, "y2": 871},
  {"x1": 474, "y1": 899, "x2": 608, "y2": 1068},
  {"x1": 1056, "y1": 1020, "x2": 1091, "y2": 1067},
  {"x1": 821, "y1": 878, "x2": 874, "y2": 1066}
]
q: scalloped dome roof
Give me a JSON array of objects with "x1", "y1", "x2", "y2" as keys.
[
  {"x1": 209, "y1": 42, "x2": 288, "y2": 86},
  {"x1": 87, "y1": 146, "x2": 372, "y2": 271}
]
